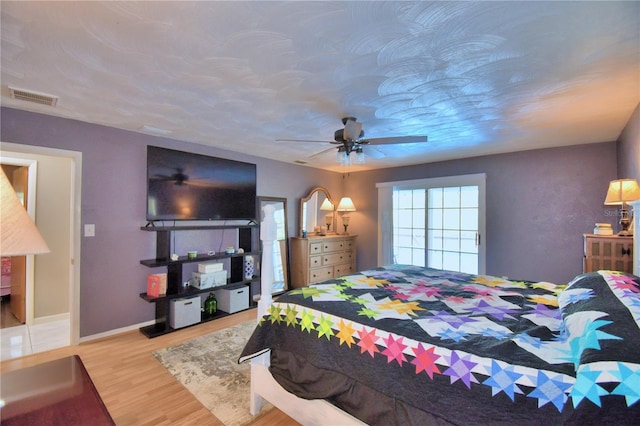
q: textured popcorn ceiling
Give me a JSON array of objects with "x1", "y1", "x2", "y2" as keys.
[{"x1": 1, "y1": 1, "x2": 638, "y2": 172}]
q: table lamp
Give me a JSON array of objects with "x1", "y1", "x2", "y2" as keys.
[
  {"x1": 337, "y1": 197, "x2": 356, "y2": 234},
  {"x1": 1, "y1": 169, "x2": 49, "y2": 256},
  {"x1": 604, "y1": 178, "x2": 640, "y2": 236}
]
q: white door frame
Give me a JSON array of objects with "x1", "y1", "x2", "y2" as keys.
[{"x1": 0, "y1": 142, "x2": 82, "y2": 346}]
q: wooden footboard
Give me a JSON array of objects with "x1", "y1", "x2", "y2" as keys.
[{"x1": 253, "y1": 204, "x2": 364, "y2": 425}]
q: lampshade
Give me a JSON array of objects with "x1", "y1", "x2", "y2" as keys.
[
  {"x1": 0, "y1": 169, "x2": 49, "y2": 256},
  {"x1": 337, "y1": 197, "x2": 356, "y2": 212},
  {"x1": 604, "y1": 179, "x2": 640, "y2": 205},
  {"x1": 320, "y1": 198, "x2": 334, "y2": 211}
]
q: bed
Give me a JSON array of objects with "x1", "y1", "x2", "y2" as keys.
[{"x1": 239, "y1": 205, "x2": 640, "y2": 425}]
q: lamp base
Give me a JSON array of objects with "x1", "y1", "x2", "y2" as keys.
[
  {"x1": 619, "y1": 208, "x2": 632, "y2": 236},
  {"x1": 343, "y1": 224, "x2": 349, "y2": 234}
]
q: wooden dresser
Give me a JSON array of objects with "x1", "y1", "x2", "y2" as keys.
[
  {"x1": 290, "y1": 235, "x2": 357, "y2": 288},
  {"x1": 583, "y1": 234, "x2": 633, "y2": 273}
]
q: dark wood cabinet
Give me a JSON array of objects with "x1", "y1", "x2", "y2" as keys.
[{"x1": 583, "y1": 234, "x2": 633, "y2": 273}]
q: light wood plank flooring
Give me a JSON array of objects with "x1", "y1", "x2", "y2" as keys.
[{"x1": 0, "y1": 309, "x2": 300, "y2": 426}]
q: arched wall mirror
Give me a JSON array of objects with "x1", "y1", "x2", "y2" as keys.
[
  {"x1": 258, "y1": 197, "x2": 289, "y2": 293},
  {"x1": 299, "y1": 186, "x2": 336, "y2": 236}
]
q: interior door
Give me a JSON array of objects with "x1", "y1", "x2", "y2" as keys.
[{"x1": 9, "y1": 166, "x2": 28, "y2": 323}]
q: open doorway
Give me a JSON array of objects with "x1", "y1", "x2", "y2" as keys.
[
  {"x1": 0, "y1": 143, "x2": 81, "y2": 360},
  {"x1": 0, "y1": 163, "x2": 36, "y2": 328}
]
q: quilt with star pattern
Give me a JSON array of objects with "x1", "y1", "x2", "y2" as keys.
[{"x1": 239, "y1": 266, "x2": 640, "y2": 425}]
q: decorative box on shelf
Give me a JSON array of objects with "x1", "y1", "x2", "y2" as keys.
[
  {"x1": 192, "y1": 270, "x2": 227, "y2": 289},
  {"x1": 198, "y1": 261, "x2": 224, "y2": 273}
]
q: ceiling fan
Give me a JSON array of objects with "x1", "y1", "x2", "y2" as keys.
[{"x1": 277, "y1": 117, "x2": 428, "y2": 163}]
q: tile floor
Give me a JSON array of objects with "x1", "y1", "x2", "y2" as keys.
[{"x1": 0, "y1": 319, "x2": 70, "y2": 361}]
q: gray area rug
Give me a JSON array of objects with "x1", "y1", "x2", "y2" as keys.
[{"x1": 153, "y1": 321, "x2": 270, "y2": 426}]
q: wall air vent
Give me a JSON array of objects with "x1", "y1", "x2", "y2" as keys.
[{"x1": 9, "y1": 86, "x2": 58, "y2": 107}]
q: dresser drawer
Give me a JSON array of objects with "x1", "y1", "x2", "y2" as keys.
[
  {"x1": 323, "y1": 253, "x2": 347, "y2": 266},
  {"x1": 309, "y1": 255, "x2": 322, "y2": 268},
  {"x1": 323, "y1": 240, "x2": 346, "y2": 253},
  {"x1": 343, "y1": 250, "x2": 354, "y2": 262},
  {"x1": 310, "y1": 266, "x2": 333, "y2": 283},
  {"x1": 309, "y1": 242, "x2": 323, "y2": 255},
  {"x1": 334, "y1": 263, "x2": 355, "y2": 277}
]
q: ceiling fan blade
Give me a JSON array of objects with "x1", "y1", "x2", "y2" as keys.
[
  {"x1": 276, "y1": 138, "x2": 333, "y2": 144},
  {"x1": 366, "y1": 136, "x2": 428, "y2": 145},
  {"x1": 308, "y1": 146, "x2": 336, "y2": 159}
]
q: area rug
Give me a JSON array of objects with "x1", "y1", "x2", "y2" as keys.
[{"x1": 153, "y1": 321, "x2": 271, "y2": 426}]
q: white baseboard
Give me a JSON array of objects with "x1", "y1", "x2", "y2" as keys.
[
  {"x1": 33, "y1": 312, "x2": 70, "y2": 325},
  {"x1": 79, "y1": 319, "x2": 156, "y2": 343}
]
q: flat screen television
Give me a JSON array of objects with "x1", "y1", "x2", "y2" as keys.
[{"x1": 146, "y1": 146, "x2": 257, "y2": 222}]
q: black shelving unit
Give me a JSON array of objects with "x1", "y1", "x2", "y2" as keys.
[{"x1": 139, "y1": 224, "x2": 260, "y2": 338}]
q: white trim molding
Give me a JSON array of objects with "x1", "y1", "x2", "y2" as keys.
[{"x1": 79, "y1": 320, "x2": 156, "y2": 343}]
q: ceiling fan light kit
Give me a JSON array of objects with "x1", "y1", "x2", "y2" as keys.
[{"x1": 337, "y1": 146, "x2": 365, "y2": 166}]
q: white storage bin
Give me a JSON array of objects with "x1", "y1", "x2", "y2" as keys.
[
  {"x1": 170, "y1": 296, "x2": 201, "y2": 329},
  {"x1": 214, "y1": 285, "x2": 249, "y2": 314}
]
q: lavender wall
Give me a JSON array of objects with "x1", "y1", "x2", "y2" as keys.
[
  {"x1": 346, "y1": 142, "x2": 618, "y2": 285},
  {"x1": 0, "y1": 106, "x2": 626, "y2": 336},
  {"x1": 1, "y1": 107, "x2": 342, "y2": 337},
  {"x1": 617, "y1": 103, "x2": 640, "y2": 181}
]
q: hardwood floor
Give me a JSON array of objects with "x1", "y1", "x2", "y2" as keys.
[{"x1": 0, "y1": 309, "x2": 300, "y2": 426}]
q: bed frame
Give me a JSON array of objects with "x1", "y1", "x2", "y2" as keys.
[
  {"x1": 249, "y1": 203, "x2": 640, "y2": 425},
  {"x1": 251, "y1": 204, "x2": 364, "y2": 425}
]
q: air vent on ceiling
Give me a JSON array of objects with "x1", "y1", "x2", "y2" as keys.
[
  {"x1": 9, "y1": 86, "x2": 58, "y2": 107},
  {"x1": 294, "y1": 160, "x2": 308, "y2": 164}
]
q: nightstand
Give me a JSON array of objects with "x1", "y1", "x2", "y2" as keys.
[{"x1": 583, "y1": 234, "x2": 633, "y2": 273}]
